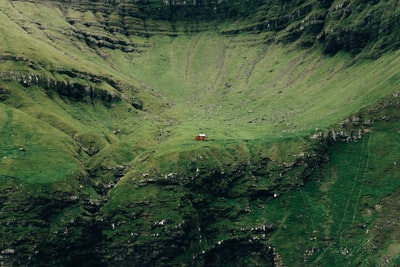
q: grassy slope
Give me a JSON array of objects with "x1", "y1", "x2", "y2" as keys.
[
  {"x1": 0, "y1": 0, "x2": 399, "y2": 266},
  {"x1": 112, "y1": 32, "x2": 400, "y2": 154},
  {"x1": 105, "y1": 25, "x2": 400, "y2": 267},
  {"x1": 273, "y1": 102, "x2": 400, "y2": 266}
]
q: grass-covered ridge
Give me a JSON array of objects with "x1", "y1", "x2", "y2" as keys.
[{"x1": 0, "y1": 0, "x2": 399, "y2": 266}]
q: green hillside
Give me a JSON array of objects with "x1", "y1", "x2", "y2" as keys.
[{"x1": 0, "y1": 0, "x2": 399, "y2": 266}]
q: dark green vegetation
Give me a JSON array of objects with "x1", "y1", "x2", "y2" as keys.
[{"x1": 0, "y1": 0, "x2": 399, "y2": 266}]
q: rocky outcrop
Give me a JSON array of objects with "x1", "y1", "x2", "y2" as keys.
[
  {"x1": 219, "y1": 0, "x2": 399, "y2": 57},
  {"x1": 27, "y1": 0, "x2": 396, "y2": 58},
  {"x1": 87, "y1": 140, "x2": 326, "y2": 266},
  {"x1": 203, "y1": 238, "x2": 274, "y2": 266},
  {"x1": 311, "y1": 92, "x2": 400, "y2": 145},
  {"x1": 0, "y1": 88, "x2": 9, "y2": 101},
  {"x1": 0, "y1": 187, "x2": 102, "y2": 267},
  {"x1": 319, "y1": 1, "x2": 400, "y2": 56},
  {"x1": 0, "y1": 140, "x2": 321, "y2": 266},
  {"x1": 71, "y1": 27, "x2": 151, "y2": 51},
  {"x1": 0, "y1": 70, "x2": 143, "y2": 109}
]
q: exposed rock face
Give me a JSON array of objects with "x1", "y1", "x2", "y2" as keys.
[
  {"x1": 0, "y1": 70, "x2": 143, "y2": 109},
  {"x1": 87, "y1": 144, "x2": 323, "y2": 265},
  {"x1": 0, "y1": 88, "x2": 9, "y2": 100},
  {"x1": 49, "y1": 0, "x2": 400, "y2": 57},
  {"x1": 0, "y1": 140, "x2": 323, "y2": 266}
]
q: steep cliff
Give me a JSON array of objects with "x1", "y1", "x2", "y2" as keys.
[{"x1": 48, "y1": 0, "x2": 400, "y2": 57}]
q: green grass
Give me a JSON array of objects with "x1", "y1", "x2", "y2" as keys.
[
  {"x1": 0, "y1": 0, "x2": 400, "y2": 265},
  {"x1": 0, "y1": 101, "x2": 79, "y2": 183},
  {"x1": 1, "y1": 0, "x2": 399, "y2": 154},
  {"x1": 109, "y1": 32, "x2": 400, "y2": 147},
  {"x1": 262, "y1": 113, "x2": 400, "y2": 266}
]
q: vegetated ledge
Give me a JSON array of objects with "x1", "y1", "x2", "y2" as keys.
[
  {"x1": 311, "y1": 91, "x2": 400, "y2": 145},
  {"x1": 70, "y1": 27, "x2": 151, "y2": 52},
  {"x1": 0, "y1": 71, "x2": 143, "y2": 110}
]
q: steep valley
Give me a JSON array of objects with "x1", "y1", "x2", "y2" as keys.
[{"x1": 0, "y1": 0, "x2": 400, "y2": 266}]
